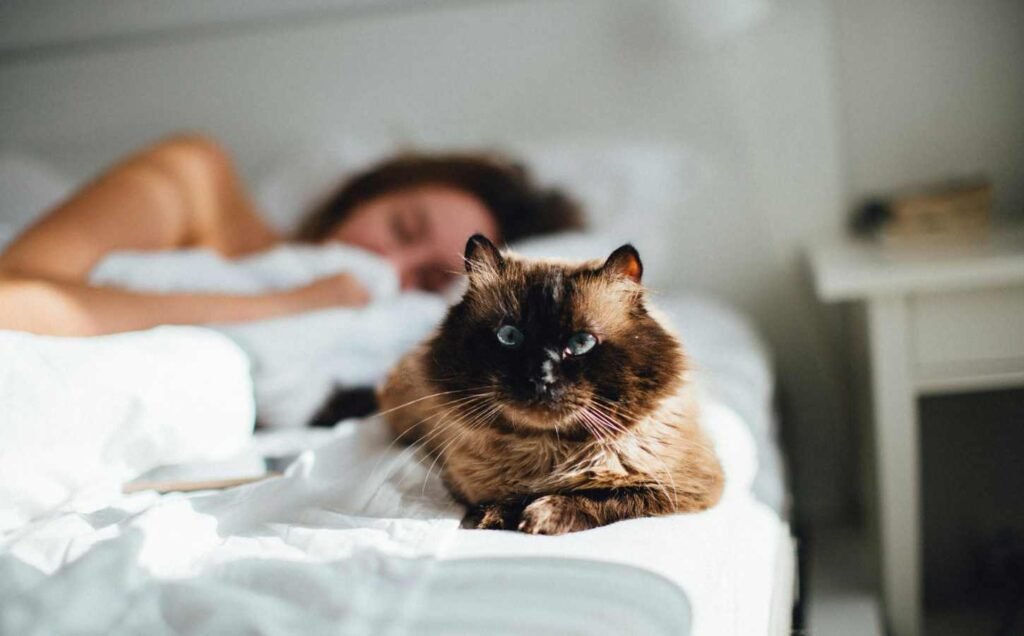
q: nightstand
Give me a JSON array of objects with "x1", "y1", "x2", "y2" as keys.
[{"x1": 807, "y1": 228, "x2": 1024, "y2": 636}]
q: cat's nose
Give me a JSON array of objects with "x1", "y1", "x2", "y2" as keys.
[
  {"x1": 535, "y1": 360, "x2": 557, "y2": 385},
  {"x1": 530, "y1": 379, "x2": 563, "y2": 401},
  {"x1": 530, "y1": 359, "x2": 562, "y2": 400}
]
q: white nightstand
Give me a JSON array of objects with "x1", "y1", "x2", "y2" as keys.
[{"x1": 807, "y1": 228, "x2": 1024, "y2": 636}]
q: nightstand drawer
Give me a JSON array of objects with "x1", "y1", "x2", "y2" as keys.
[{"x1": 910, "y1": 286, "x2": 1024, "y2": 378}]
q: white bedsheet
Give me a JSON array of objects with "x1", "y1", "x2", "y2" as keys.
[
  {"x1": 1, "y1": 392, "x2": 788, "y2": 636},
  {"x1": 0, "y1": 327, "x2": 254, "y2": 532}
]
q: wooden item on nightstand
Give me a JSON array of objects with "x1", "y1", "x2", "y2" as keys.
[
  {"x1": 854, "y1": 178, "x2": 992, "y2": 246},
  {"x1": 887, "y1": 179, "x2": 991, "y2": 241},
  {"x1": 807, "y1": 226, "x2": 1024, "y2": 636}
]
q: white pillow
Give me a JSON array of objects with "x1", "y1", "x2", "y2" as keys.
[
  {"x1": 507, "y1": 139, "x2": 710, "y2": 238},
  {"x1": 255, "y1": 137, "x2": 397, "y2": 235},
  {"x1": 509, "y1": 231, "x2": 622, "y2": 262}
]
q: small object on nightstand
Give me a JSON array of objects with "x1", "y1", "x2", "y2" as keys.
[{"x1": 851, "y1": 177, "x2": 992, "y2": 245}]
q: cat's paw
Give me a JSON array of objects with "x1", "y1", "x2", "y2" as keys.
[
  {"x1": 463, "y1": 503, "x2": 519, "y2": 530},
  {"x1": 518, "y1": 495, "x2": 596, "y2": 535}
]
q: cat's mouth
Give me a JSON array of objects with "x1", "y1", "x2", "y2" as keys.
[{"x1": 500, "y1": 398, "x2": 585, "y2": 430}]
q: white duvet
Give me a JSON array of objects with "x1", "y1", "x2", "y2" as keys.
[
  {"x1": 1, "y1": 397, "x2": 785, "y2": 636},
  {"x1": 0, "y1": 243, "x2": 790, "y2": 635},
  {"x1": 90, "y1": 243, "x2": 449, "y2": 429}
]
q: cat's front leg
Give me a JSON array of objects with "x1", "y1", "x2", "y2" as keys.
[
  {"x1": 462, "y1": 500, "x2": 526, "y2": 530},
  {"x1": 518, "y1": 487, "x2": 673, "y2": 535},
  {"x1": 517, "y1": 494, "x2": 597, "y2": 535}
]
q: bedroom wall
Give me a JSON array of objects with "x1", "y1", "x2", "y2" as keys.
[
  {"x1": 0, "y1": 0, "x2": 852, "y2": 523},
  {"x1": 834, "y1": 0, "x2": 1024, "y2": 221}
]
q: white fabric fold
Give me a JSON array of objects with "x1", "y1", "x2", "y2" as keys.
[
  {"x1": 90, "y1": 244, "x2": 448, "y2": 428},
  {"x1": 0, "y1": 327, "x2": 254, "y2": 532},
  {"x1": 1, "y1": 394, "x2": 786, "y2": 636}
]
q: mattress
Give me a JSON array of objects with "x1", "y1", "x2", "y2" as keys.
[{"x1": 0, "y1": 294, "x2": 794, "y2": 636}]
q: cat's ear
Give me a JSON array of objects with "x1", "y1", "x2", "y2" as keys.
[
  {"x1": 601, "y1": 244, "x2": 643, "y2": 283},
  {"x1": 464, "y1": 233, "x2": 504, "y2": 274}
]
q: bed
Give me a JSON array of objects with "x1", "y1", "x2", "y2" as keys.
[{"x1": 0, "y1": 142, "x2": 796, "y2": 635}]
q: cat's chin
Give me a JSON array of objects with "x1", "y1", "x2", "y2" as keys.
[{"x1": 502, "y1": 402, "x2": 579, "y2": 431}]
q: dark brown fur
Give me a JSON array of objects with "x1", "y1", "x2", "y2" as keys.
[{"x1": 379, "y1": 236, "x2": 724, "y2": 534}]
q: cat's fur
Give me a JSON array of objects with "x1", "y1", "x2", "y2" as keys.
[{"x1": 379, "y1": 235, "x2": 723, "y2": 534}]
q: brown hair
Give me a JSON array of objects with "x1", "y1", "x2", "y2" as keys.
[{"x1": 295, "y1": 152, "x2": 584, "y2": 243}]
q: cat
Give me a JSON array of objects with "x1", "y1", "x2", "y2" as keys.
[{"x1": 378, "y1": 234, "x2": 724, "y2": 534}]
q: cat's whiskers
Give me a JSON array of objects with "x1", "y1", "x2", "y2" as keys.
[
  {"x1": 419, "y1": 401, "x2": 503, "y2": 496},
  {"x1": 368, "y1": 391, "x2": 492, "y2": 484},
  {"x1": 375, "y1": 410, "x2": 497, "y2": 498},
  {"x1": 580, "y1": 403, "x2": 675, "y2": 503},
  {"x1": 375, "y1": 386, "x2": 489, "y2": 419},
  {"x1": 591, "y1": 394, "x2": 636, "y2": 424},
  {"x1": 371, "y1": 390, "x2": 489, "y2": 467},
  {"x1": 589, "y1": 401, "x2": 679, "y2": 499},
  {"x1": 436, "y1": 404, "x2": 504, "y2": 489},
  {"x1": 407, "y1": 399, "x2": 500, "y2": 494},
  {"x1": 381, "y1": 390, "x2": 499, "y2": 492},
  {"x1": 647, "y1": 452, "x2": 680, "y2": 506},
  {"x1": 575, "y1": 408, "x2": 611, "y2": 444},
  {"x1": 569, "y1": 410, "x2": 598, "y2": 441},
  {"x1": 418, "y1": 397, "x2": 498, "y2": 466},
  {"x1": 390, "y1": 395, "x2": 493, "y2": 473},
  {"x1": 584, "y1": 401, "x2": 629, "y2": 437},
  {"x1": 569, "y1": 407, "x2": 671, "y2": 495},
  {"x1": 588, "y1": 401, "x2": 637, "y2": 436}
]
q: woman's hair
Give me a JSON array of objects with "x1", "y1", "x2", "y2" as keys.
[{"x1": 295, "y1": 151, "x2": 584, "y2": 243}]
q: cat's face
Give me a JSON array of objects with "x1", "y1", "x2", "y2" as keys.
[{"x1": 427, "y1": 235, "x2": 684, "y2": 435}]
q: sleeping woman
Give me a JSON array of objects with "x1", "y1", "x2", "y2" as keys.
[{"x1": 0, "y1": 134, "x2": 581, "y2": 336}]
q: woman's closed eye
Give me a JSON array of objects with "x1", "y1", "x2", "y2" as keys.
[{"x1": 391, "y1": 206, "x2": 428, "y2": 245}]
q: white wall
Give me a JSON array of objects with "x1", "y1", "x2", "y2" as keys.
[
  {"x1": 0, "y1": 0, "x2": 855, "y2": 522},
  {"x1": 835, "y1": 0, "x2": 1024, "y2": 220}
]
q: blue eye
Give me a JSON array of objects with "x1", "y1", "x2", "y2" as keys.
[
  {"x1": 496, "y1": 325, "x2": 524, "y2": 348},
  {"x1": 566, "y1": 332, "x2": 597, "y2": 356}
]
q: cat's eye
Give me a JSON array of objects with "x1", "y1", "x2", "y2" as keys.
[
  {"x1": 565, "y1": 332, "x2": 597, "y2": 356},
  {"x1": 495, "y1": 325, "x2": 525, "y2": 348}
]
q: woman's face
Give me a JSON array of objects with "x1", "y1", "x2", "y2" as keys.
[{"x1": 325, "y1": 185, "x2": 500, "y2": 292}]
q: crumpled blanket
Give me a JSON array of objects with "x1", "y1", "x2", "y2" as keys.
[
  {"x1": 1, "y1": 394, "x2": 784, "y2": 636},
  {"x1": 1, "y1": 244, "x2": 443, "y2": 531},
  {"x1": 0, "y1": 327, "x2": 254, "y2": 532},
  {"x1": 90, "y1": 244, "x2": 449, "y2": 428}
]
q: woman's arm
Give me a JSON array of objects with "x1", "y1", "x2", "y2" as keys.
[
  {"x1": 0, "y1": 274, "x2": 369, "y2": 337},
  {"x1": 0, "y1": 134, "x2": 367, "y2": 336},
  {"x1": 1, "y1": 135, "x2": 278, "y2": 281}
]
